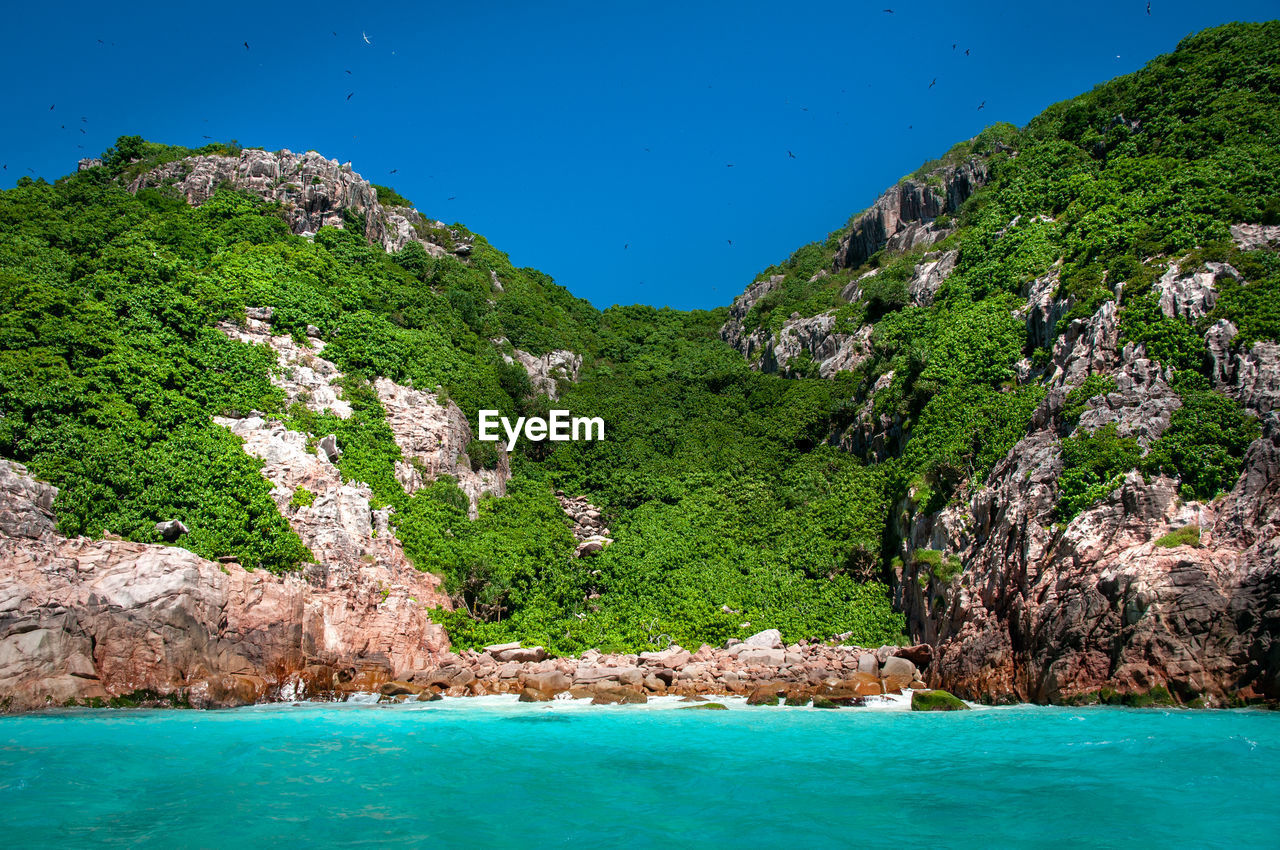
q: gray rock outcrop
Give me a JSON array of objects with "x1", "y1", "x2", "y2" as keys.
[
  {"x1": 127, "y1": 148, "x2": 466, "y2": 257},
  {"x1": 832, "y1": 159, "x2": 988, "y2": 271}
]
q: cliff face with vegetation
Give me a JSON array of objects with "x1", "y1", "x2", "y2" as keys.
[{"x1": 1, "y1": 22, "x2": 1278, "y2": 709}]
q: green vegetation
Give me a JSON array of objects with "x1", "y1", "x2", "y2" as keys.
[
  {"x1": 1062, "y1": 375, "x2": 1117, "y2": 426},
  {"x1": 2, "y1": 22, "x2": 1277, "y2": 655},
  {"x1": 1155, "y1": 525, "x2": 1201, "y2": 548},
  {"x1": 290, "y1": 487, "x2": 315, "y2": 509},
  {"x1": 911, "y1": 689, "x2": 970, "y2": 711},
  {"x1": 372, "y1": 183, "x2": 412, "y2": 208}
]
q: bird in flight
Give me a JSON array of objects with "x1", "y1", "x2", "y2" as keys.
[
  {"x1": 978, "y1": 101, "x2": 986, "y2": 110},
  {"x1": 624, "y1": 243, "x2": 629, "y2": 249},
  {"x1": 97, "y1": 39, "x2": 104, "y2": 44},
  {"x1": 79, "y1": 128, "x2": 86, "y2": 134},
  {"x1": 345, "y1": 69, "x2": 352, "y2": 74},
  {"x1": 929, "y1": 78, "x2": 936, "y2": 89},
  {"x1": 726, "y1": 163, "x2": 734, "y2": 168},
  {"x1": 883, "y1": 8, "x2": 893, "y2": 12},
  {"x1": 952, "y1": 43, "x2": 957, "y2": 50},
  {"x1": 49, "y1": 104, "x2": 54, "y2": 110},
  {"x1": 363, "y1": 32, "x2": 372, "y2": 44},
  {"x1": 202, "y1": 135, "x2": 212, "y2": 139},
  {"x1": 243, "y1": 41, "x2": 249, "y2": 50},
  {"x1": 332, "y1": 31, "x2": 338, "y2": 36},
  {"x1": 788, "y1": 150, "x2": 796, "y2": 159},
  {"x1": 965, "y1": 49, "x2": 970, "y2": 56},
  {"x1": 447, "y1": 196, "x2": 456, "y2": 201},
  {"x1": 1147, "y1": 1, "x2": 1151, "y2": 13},
  {"x1": 727, "y1": 239, "x2": 733, "y2": 245},
  {"x1": 346, "y1": 92, "x2": 354, "y2": 100},
  {"x1": 389, "y1": 168, "x2": 398, "y2": 174}
]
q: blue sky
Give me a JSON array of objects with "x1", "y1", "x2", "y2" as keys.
[{"x1": 2, "y1": 1, "x2": 1276, "y2": 310}]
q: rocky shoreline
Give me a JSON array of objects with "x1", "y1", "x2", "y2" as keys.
[{"x1": 329, "y1": 631, "x2": 934, "y2": 709}]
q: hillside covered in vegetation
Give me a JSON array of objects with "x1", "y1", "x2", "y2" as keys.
[{"x1": 2, "y1": 21, "x2": 1278, "y2": 677}]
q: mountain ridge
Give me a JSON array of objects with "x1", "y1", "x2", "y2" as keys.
[{"x1": 1, "y1": 20, "x2": 1279, "y2": 708}]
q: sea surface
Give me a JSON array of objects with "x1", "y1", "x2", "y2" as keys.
[{"x1": 1, "y1": 695, "x2": 1277, "y2": 848}]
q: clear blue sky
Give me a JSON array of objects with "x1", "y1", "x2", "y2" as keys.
[{"x1": 2, "y1": 1, "x2": 1276, "y2": 311}]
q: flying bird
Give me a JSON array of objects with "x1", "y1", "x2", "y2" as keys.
[
  {"x1": 389, "y1": 168, "x2": 397, "y2": 174},
  {"x1": 788, "y1": 150, "x2": 796, "y2": 159},
  {"x1": 345, "y1": 69, "x2": 352, "y2": 74},
  {"x1": 447, "y1": 196, "x2": 456, "y2": 201},
  {"x1": 202, "y1": 135, "x2": 212, "y2": 139},
  {"x1": 726, "y1": 163, "x2": 734, "y2": 168},
  {"x1": 332, "y1": 31, "x2": 338, "y2": 36},
  {"x1": 97, "y1": 39, "x2": 104, "y2": 44},
  {"x1": 1147, "y1": 1, "x2": 1151, "y2": 13},
  {"x1": 952, "y1": 43, "x2": 957, "y2": 50},
  {"x1": 978, "y1": 101, "x2": 986, "y2": 110},
  {"x1": 346, "y1": 92, "x2": 354, "y2": 100},
  {"x1": 624, "y1": 243, "x2": 629, "y2": 249},
  {"x1": 243, "y1": 41, "x2": 249, "y2": 50},
  {"x1": 929, "y1": 78, "x2": 936, "y2": 89},
  {"x1": 727, "y1": 239, "x2": 733, "y2": 245},
  {"x1": 965, "y1": 49, "x2": 970, "y2": 56},
  {"x1": 49, "y1": 104, "x2": 54, "y2": 110},
  {"x1": 883, "y1": 8, "x2": 893, "y2": 12},
  {"x1": 362, "y1": 32, "x2": 372, "y2": 44}
]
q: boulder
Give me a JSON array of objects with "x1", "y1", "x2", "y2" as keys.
[
  {"x1": 589, "y1": 686, "x2": 647, "y2": 705},
  {"x1": 521, "y1": 670, "x2": 570, "y2": 693},
  {"x1": 317, "y1": 434, "x2": 341, "y2": 463},
  {"x1": 881, "y1": 655, "x2": 919, "y2": 682},
  {"x1": 153, "y1": 519, "x2": 189, "y2": 542},
  {"x1": 743, "y1": 628, "x2": 783, "y2": 649},
  {"x1": 517, "y1": 687, "x2": 554, "y2": 702},
  {"x1": 911, "y1": 690, "x2": 970, "y2": 711}
]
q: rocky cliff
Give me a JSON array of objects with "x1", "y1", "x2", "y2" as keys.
[
  {"x1": 833, "y1": 159, "x2": 988, "y2": 271},
  {"x1": 0, "y1": 459, "x2": 452, "y2": 712},
  {"x1": 128, "y1": 148, "x2": 469, "y2": 257},
  {"x1": 891, "y1": 250, "x2": 1280, "y2": 703},
  {"x1": 810, "y1": 226, "x2": 1279, "y2": 704}
]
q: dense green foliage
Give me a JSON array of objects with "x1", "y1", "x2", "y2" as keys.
[{"x1": 2, "y1": 22, "x2": 1277, "y2": 653}]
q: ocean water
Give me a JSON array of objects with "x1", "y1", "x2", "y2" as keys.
[{"x1": 1, "y1": 696, "x2": 1277, "y2": 848}]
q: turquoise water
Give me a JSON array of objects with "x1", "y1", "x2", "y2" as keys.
[{"x1": 1, "y1": 697, "x2": 1277, "y2": 848}]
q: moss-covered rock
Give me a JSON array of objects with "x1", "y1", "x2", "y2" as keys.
[
  {"x1": 679, "y1": 702, "x2": 728, "y2": 710},
  {"x1": 911, "y1": 689, "x2": 970, "y2": 711}
]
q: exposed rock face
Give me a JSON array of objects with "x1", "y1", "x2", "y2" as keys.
[
  {"x1": 894, "y1": 293, "x2": 1280, "y2": 705},
  {"x1": 755, "y1": 313, "x2": 872, "y2": 378},
  {"x1": 1231, "y1": 223, "x2": 1280, "y2": 251},
  {"x1": 557, "y1": 492, "x2": 613, "y2": 557},
  {"x1": 505, "y1": 348, "x2": 583, "y2": 400},
  {"x1": 374, "y1": 378, "x2": 509, "y2": 516},
  {"x1": 720, "y1": 250, "x2": 958, "y2": 378},
  {"x1": 0, "y1": 460, "x2": 451, "y2": 712},
  {"x1": 832, "y1": 159, "x2": 988, "y2": 271},
  {"x1": 218, "y1": 309, "x2": 508, "y2": 517},
  {"x1": 907, "y1": 249, "x2": 959, "y2": 307},
  {"x1": 127, "y1": 148, "x2": 467, "y2": 257},
  {"x1": 1156, "y1": 262, "x2": 1237, "y2": 321}
]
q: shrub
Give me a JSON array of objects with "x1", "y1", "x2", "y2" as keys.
[
  {"x1": 1155, "y1": 525, "x2": 1201, "y2": 548},
  {"x1": 1056, "y1": 424, "x2": 1142, "y2": 520},
  {"x1": 290, "y1": 487, "x2": 315, "y2": 509}
]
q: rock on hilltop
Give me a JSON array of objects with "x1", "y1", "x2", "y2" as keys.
[{"x1": 128, "y1": 147, "x2": 467, "y2": 257}]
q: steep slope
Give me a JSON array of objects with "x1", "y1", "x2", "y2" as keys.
[
  {"x1": 2, "y1": 21, "x2": 1279, "y2": 710},
  {"x1": 719, "y1": 21, "x2": 1280, "y2": 704}
]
